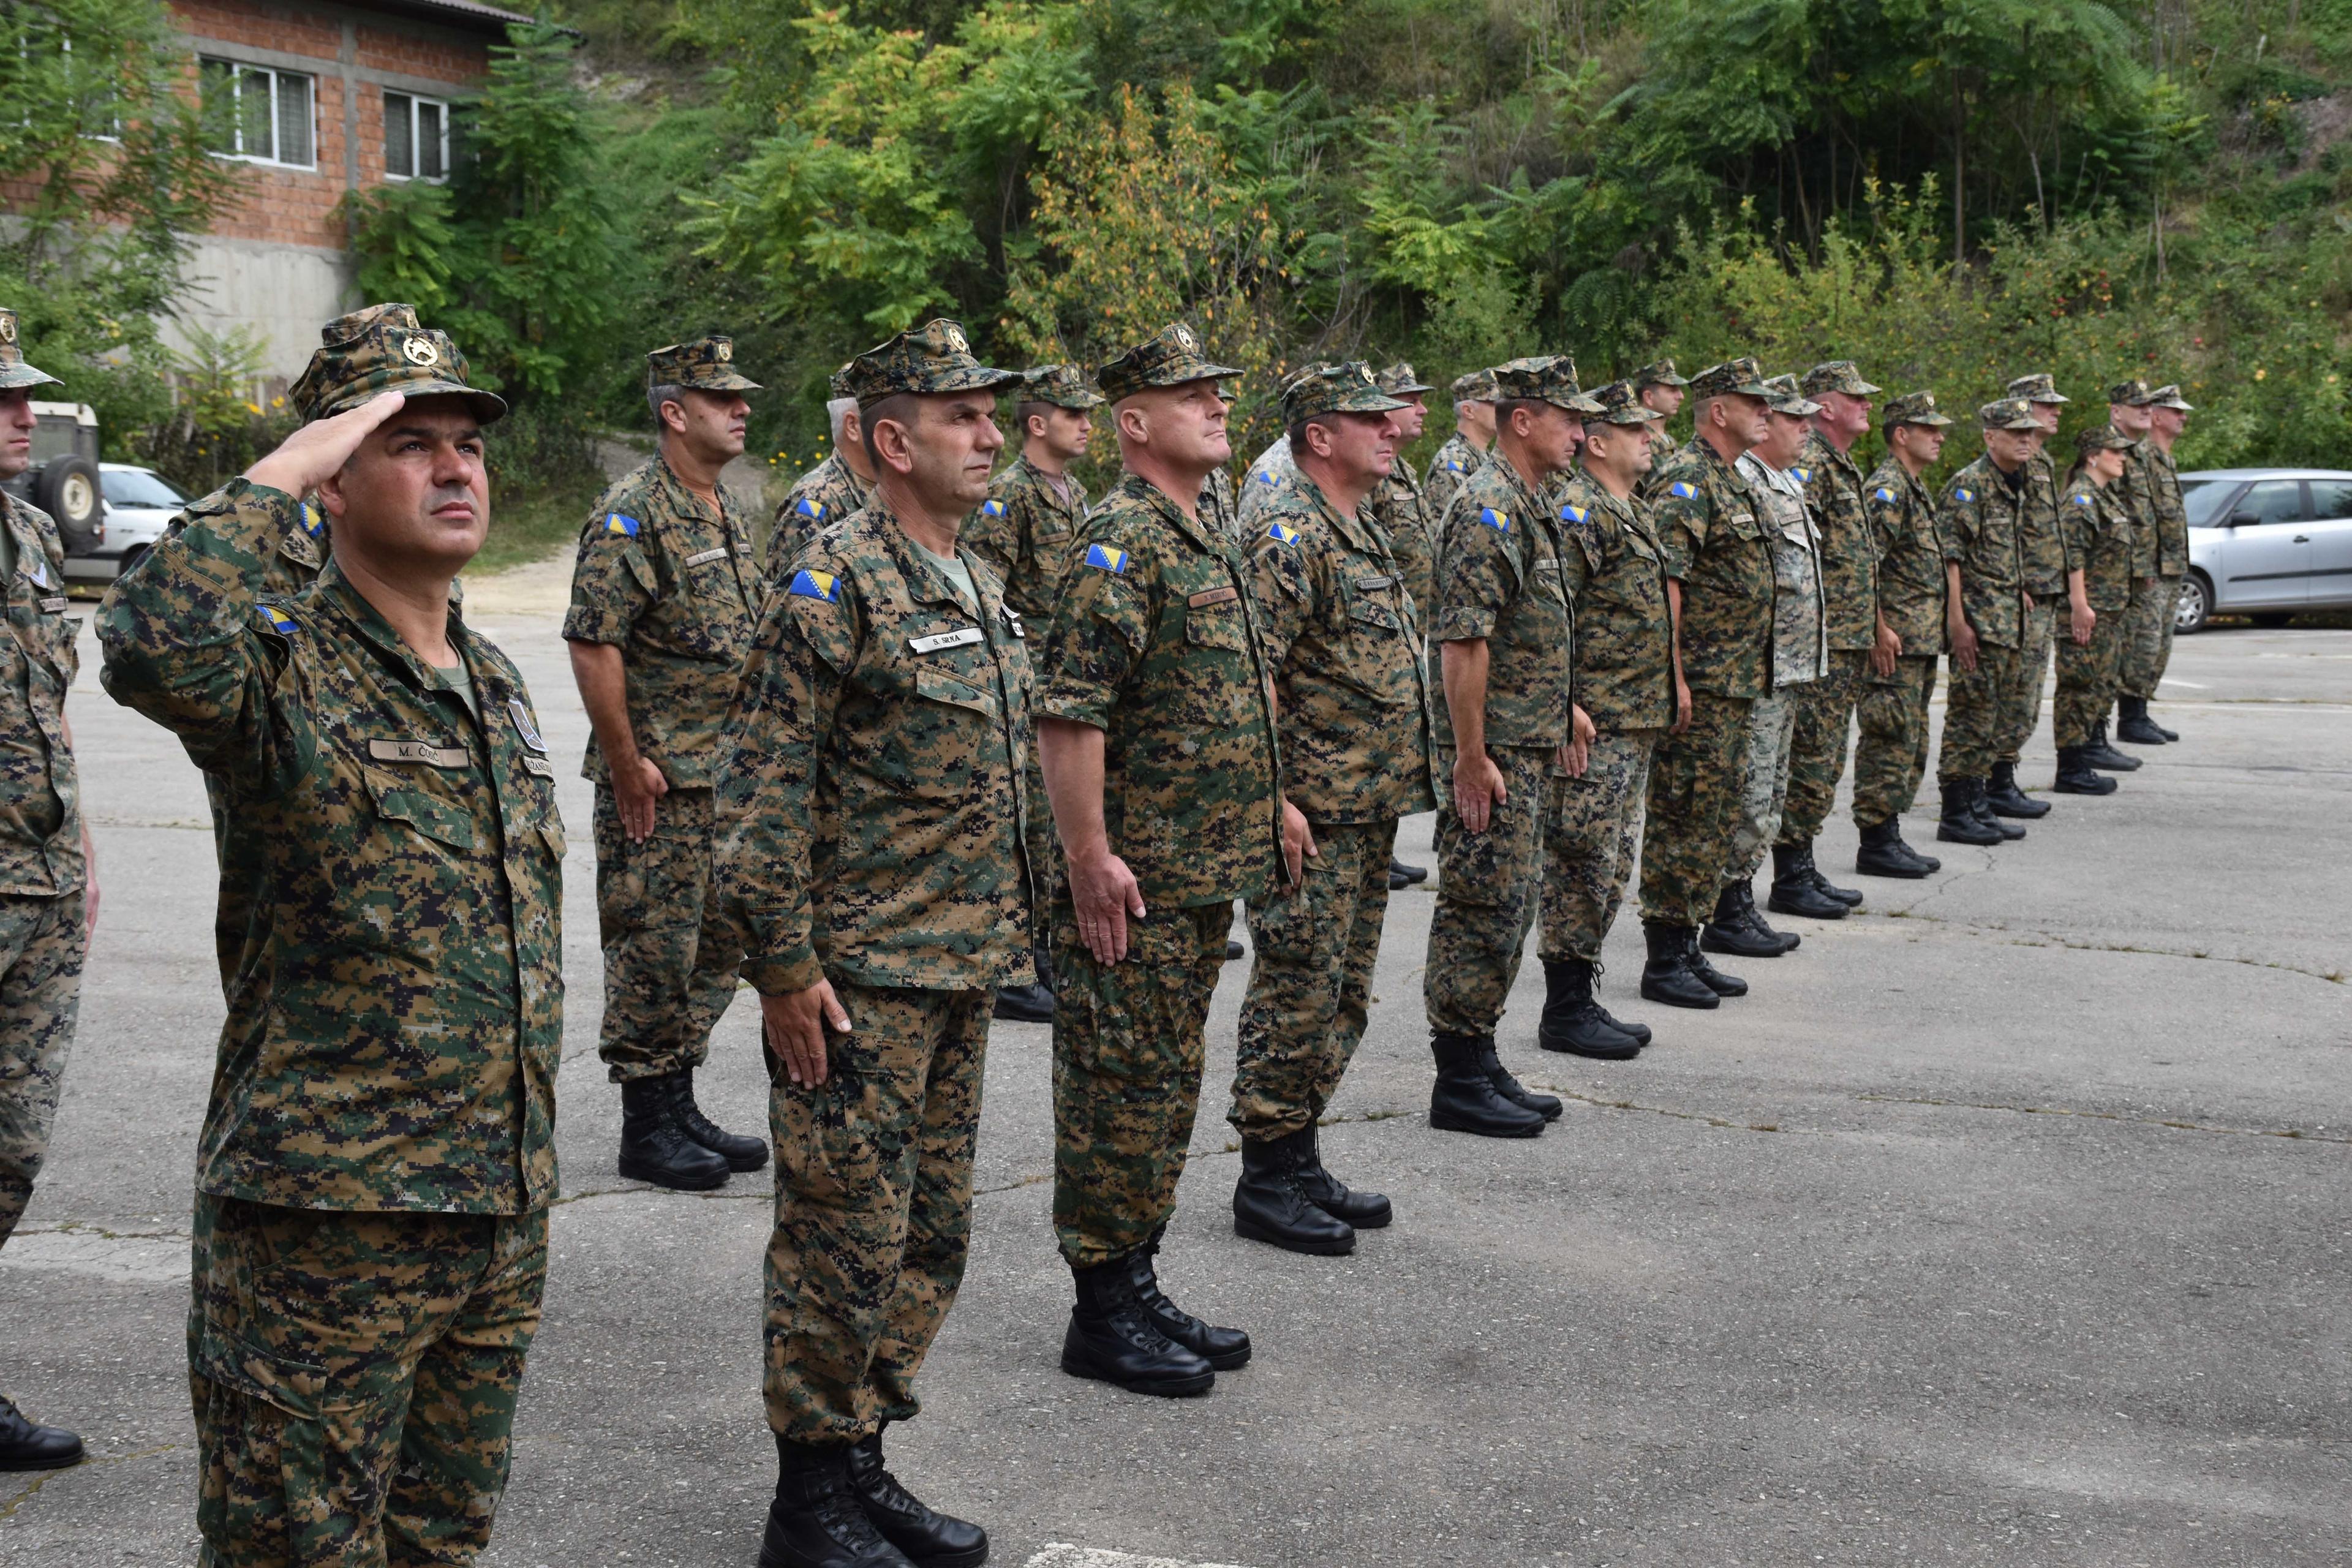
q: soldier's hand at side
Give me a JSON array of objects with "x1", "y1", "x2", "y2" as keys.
[
  {"x1": 614, "y1": 755, "x2": 669, "y2": 842},
  {"x1": 1950, "y1": 619, "x2": 1980, "y2": 673},
  {"x1": 1280, "y1": 798, "x2": 1317, "y2": 886},
  {"x1": 1453, "y1": 749, "x2": 1505, "y2": 834},
  {"x1": 79, "y1": 823, "x2": 98, "y2": 939},
  {"x1": 762, "y1": 982, "x2": 850, "y2": 1087},
  {"x1": 1069, "y1": 850, "x2": 1146, "y2": 965},
  {"x1": 246, "y1": 391, "x2": 406, "y2": 497},
  {"x1": 1671, "y1": 674, "x2": 1694, "y2": 736},
  {"x1": 1871, "y1": 622, "x2": 1902, "y2": 679},
  {"x1": 2070, "y1": 600, "x2": 2095, "y2": 646}
]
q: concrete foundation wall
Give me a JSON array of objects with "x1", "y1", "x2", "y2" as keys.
[{"x1": 164, "y1": 234, "x2": 357, "y2": 383}]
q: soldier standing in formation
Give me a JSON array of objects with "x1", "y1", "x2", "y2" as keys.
[
  {"x1": 0, "y1": 310, "x2": 97, "y2": 1472},
  {"x1": 2098, "y1": 380, "x2": 2164, "y2": 767},
  {"x1": 766, "y1": 369, "x2": 878, "y2": 586},
  {"x1": 1932, "y1": 399, "x2": 2042, "y2": 847},
  {"x1": 1227, "y1": 361, "x2": 1433, "y2": 1255},
  {"x1": 715, "y1": 319, "x2": 1027, "y2": 1568},
  {"x1": 1368, "y1": 361, "x2": 1439, "y2": 891},
  {"x1": 1035, "y1": 323, "x2": 1275, "y2": 1397},
  {"x1": 566, "y1": 336, "x2": 770, "y2": 1191},
  {"x1": 1987, "y1": 372, "x2": 2070, "y2": 825},
  {"x1": 2118, "y1": 385, "x2": 2194, "y2": 745},
  {"x1": 1850, "y1": 392, "x2": 1954, "y2": 878},
  {"x1": 1634, "y1": 358, "x2": 1690, "y2": 459},
  {"x1": 2052, "y1": 427, "x2": 2143, "y2": 794},
  {"x1": 1422, "y1": 366, "x2": 1497, "y2": 522},
  {"x1": 103, "y1": 317, "x2": 562, "y2": 1564}
]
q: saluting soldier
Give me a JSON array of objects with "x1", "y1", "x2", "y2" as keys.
[
  {"x1": 1035, "y1": 323, "x2": 1278, "y2": 1398},
  {"x1": 1987, "y1": 371, "x2": 2071, "y2": 822},
  {"x1": 765, "y1": 366, "x2": 877, "y2": 586},
  {"x1": 2052, "y1": 426, "x2": 2141, "y2": 795},
  {"x1": 1931, "y1": 398, "x2": 2042, "y2": 847},
  {"x1": 1850, "y1": 392, "x2": 1954, "y2": 878},
  {"x1": 714, "y1": 318, "x2": 1028, "y2": 1568},
  {"x1": 1634, "y1": 358, "x2": 1691, "y2": 459},
  {"x1": 565, "y1": 335, "x2": 769, "y2": 1192},
  {"x1": 1422, "y1": 366, "x2": 1497, "y2": 523},
  {"x1": 2118, "y1": 384, "x2": 2193, "y2": 745},
  {"x1": 0, "y1": 308, "x2": 98, "y2": 1472},
  {"x1": 102, "y1": 313, "x2": 560, "y2": 1564}
]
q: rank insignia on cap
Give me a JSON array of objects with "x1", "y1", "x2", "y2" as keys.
[
  {"x1": 264, "y1": 608, "x2": 299, "y2": 635},
  {"x1": 1954, "y1": 486, "x2": 1975, "y2": 502},
  {"x1": 508, "y1": 697, "x2": 546, "y2": 753},
  {"x1": 604, "y1": 513, "x2": 641, "y2": 538},
  {"x1": 981, "y1": 499, "x2": 1006, "y2": 518},
  {"x1": 1873, "y1": 486, "x2": 1896, "y2": 503},
  {"x1": 1667, "y1": 481, "x2": 1698, "y2": 500},
  {"x1": 1479, "y1": 507, "x2": 1510, "y2": 532},
  {"x1": 1084, "y1": 542, "x2": 1129, "y2": 573},
  {"x1": 2072, "y1": 491, "x2": 2095, "y2": 508},
  {"x1": 1558, "y1": 503, "x2": 1589, "y2": 524},
  {"x1": 795, "y1": 497, "x2": 824, "y2": 521},
  {"x1": 788, "y1": 568, "x2": 840, "y2": 602},
  {"x1": 400, "y1": 335, "x2": 439, "y2": 367},
  {"x1": 1267, "y1": 522, "x2": 1302, "y2": 546}
]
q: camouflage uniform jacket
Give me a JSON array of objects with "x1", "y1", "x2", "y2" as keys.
[
  {"x1": 2018, "y1": 450, "x2": 2072, "y2": 597},
  {"x1": 1422, "y1": 432, "x2": 1485, "y2": 526},
  {"x1": 1736, "y1": 453, "x2": 1828, "y2": 689},
  {"x1": 2062, "y1": 476, "x2": 2136, "y2": 613},
  {"x1": 2146, "y1": 443, "x2": 2189, "y2": 575},
  {"x1": 964, "y1": 453, "x2": 1089, "y2": 625},
  {"x1": 766, "y1": 451, "x2": 871, "y2": 586},
  {"x1": 1862, "y1": 459, "x2": 1948, "y2": 657},
  {"x1": 1199, "y1": 465, "x2": 1245, "y2": 545},
  {"x1": 2109, "y1": 429, "x2": 2160, "y2": 578},
  {"x1": 1248, "y1": 478, "x2": 1437, "y2": 826},
  {"x1": 1795, "y1": 430, "x2": 1879, "y2": 652},
  {"x1": 565, "y1": 456, "x2": 761, "y2": 786},
  {"x1": 1548, "y1": 473, "x2": 1674, "y2": 733},
  {"x1": 1431, "y1": 454, "x2": 1575, "y2": 752},
  {"x1": 1238, "y1": 435, "x2": 1300, "y2": 529},
  {"x1": 0, "y1": 492, "x2": 83, "y2": 897},
  {"x1": 1939, "y1": 455, "x2": 2029, "y2": 649},
  {"x1": 98, "y1": 478, "x2": 564, "y2": 1215},
  {"x1": 717, "y1": 495, "x2": 1036, "y2": 997},
  {"x1": 1645, "y1": 439, "x2": 1775, "y2": 700},
  {"x1": 1366, "y1": 461, "x2": 1437, "y2": 625},
  {"x1": 1036, "y1": 471, "x2": 1281, "y2": 909},
  {"x1": 167, "y1": 494, "x2": 329, "y2": 595}
]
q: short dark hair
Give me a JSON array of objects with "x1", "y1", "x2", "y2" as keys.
[
  {"x1": 860, "y1": 391, "x2": 921, "y2": 471},
  {"x1": 647, "y1": 383, "x2": 687, "y2": 429},
  {"x1": 1017, "y1": 399, "x2": 1055, "y2": 437},
  {"x1": 1495, "y1": 396, "x2": 1545, "y2": 428},
  {"x1": 1284, "y1": 412, "x2": 1351, "y2": 459}
]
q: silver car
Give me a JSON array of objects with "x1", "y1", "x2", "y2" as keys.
[
  {"x1": 2177, "y1": 468, "x2": 2352, "y2": 632},
  {"x1": 62, "y1": 463, "x2": 190, "y2": 587}
]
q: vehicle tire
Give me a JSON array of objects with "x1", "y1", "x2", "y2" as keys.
[
  {"x1": 2174, "y1": 571, "x2": 2212, "y2": 635},
  {"x1": 2249, "y1": 611, "x2": 2294, "y2": 628},
  {"x1": 33, "y1": 456, "x2": 102, "y2": 553}
]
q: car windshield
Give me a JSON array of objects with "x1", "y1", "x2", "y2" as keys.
[
  {"x1": 2180, "y1": 479, "x2": 2234, "y2": 527},
  {"x1": 101, "y1": 469, "x2": 187, "y2": 509}
]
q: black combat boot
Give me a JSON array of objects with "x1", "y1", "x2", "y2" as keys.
[
  {"x1": 991, "y1": 982, "x2": 1053, "y2": 1023},
  {"x1": 1789, "y1": 838, "x2": 1864, "y2": 906},
  {"x1": 1475, "y1": 1034, "x2": 1562, "y2": 1120},
  {"x1": 1935, "y1": 780, "x2": 2003, "y2": 846},
  {"x1": 0, "y1": 1396, "x2": 80, "y2": 1472},
  {"x1": 1681, "y1": 927, "x2": 1749, "y2": 997},
  {"x1": 1234, "y1": 1129, "x2": 1357, "y2": 1256},
  {"x1": 1292, "y1": 1123, "x2": 1392, "y2": 1228},
  {"x1": 761, "y1": 1442, "x2": 915, "y2": 1568},
  {"x1": 674, "y1": 1071, "x2": 769, "y2": 1172},
  {"x1": 2083, "y1": 719, "x2": 2142, "y2": 771},
  {"x1": 1061, "y1": 1257, "x2": 1216, "y2": 1396},
  {"x1": 1855, "y1": 818, "x2": 1938, "y2": 878},
  {"x1": 1702, "y1": 883, "x2": 1795, "y2": 957},
  {"x1": 1130, "y1": 1231, "x2": 1252, "y2": 1367},
  {"x1": 2052, "y1": 745, "x2": 2119, "y2": 795},
  {"x1": 1740, "y1": 883, "x2": 1802, "y2": 949},
  {"x1": 1638, "y1": 921, "x2": 1719, "y2": 1009},
  {"x1": 1224, "y1": 938, "x2": 1246, "y2": 961},
  {"x1": 619, "y1": 1073, "x2": 730, "y2": 1191},
  {"x1": 2116, "y1": 694, "x2": 2169, "y2": 745},
  {"x1": 1985, "y1": 761, "x2": 2051, "y2": 818},
  {"x1": 1767, "y1": 842, "x2": 1849, "y2": 920},
  {"x1": 1428, "y1": 1032, "x2": 1547, "y2": 1137},
  {"x1": 1586, "y1": 961, "x2": 1653, "y2": 1046},
  {"x1": 1537, "y1": 958, "x2": 1642, "y2": 1059},
  {"x1": 1390, "y1": 856, "x2": 1429, "y2": 886},
  {"x1": 1969, "y1": 780, "x2": 2026, "y2": 841},
  {"x1": 845, "y1": 1430, "x2": 989, "y2": 1568}
]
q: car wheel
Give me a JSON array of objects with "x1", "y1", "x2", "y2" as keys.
[
  {"x1": 2174, "y1": 571, "x2": 2212, "y2": 635},
  {"x1": 32, "y1": 456, "x2": 102, "y2": 553}
]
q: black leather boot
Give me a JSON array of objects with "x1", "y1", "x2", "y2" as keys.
[
  {"x1": 1428, "y1": 1033, "x2": 1547, "y2": 1137},
  {"x1": 761, "y1": 1443, "x2": 914, "y2": 1568},
  {"x1": 619, "y1": 1073, "x2": 730, "y2": 1190},
  {"x1": 2052, "y1": 744, "x2": 2119, "y2": 794},
  {"x1": 1936, "y1": 780, "x2": 2003, "y2": 845},
  {"x1": 1856, "y1": 817, "x2": 1937, "y2": 877},
  {"x1": 991, "y1": 982, "x2": 1054, "y2": 1023},
  {"x1": 1129, "y1": 1231, "x2": 1251, "y2": 1368},
  {"x1": 1061, "y1": 1257, "x2": 1216, "y2": 1396},
  {"x1": 1638, "y1": 920, "x2": 1719, "y2": 1009},
  {"x1": 1476, "y1": 1034, "x2": 1562, "y2": 1120},
  {"x1": 1985, "y1": 761, "x2": 2051, "y2": 818},
  {"x1": 675, "y1": 1071, "x2": 769, "y2": 1172},
  {"x1": 2116, "y1": 694, "x2": 2169, "y2": 745},
  {"x1": 1586, "y1": 961, "x2": 1652, "y2": 1046},
  {"x1": 1390, "y1": 856, "x2": 1428, "y2": 885},
  {"x1": 1702, "y1": 884, "x2": 1795, "y2": 957},
  {"x1": 1969, "y1": 779, "x2": 2026, "y2": 841},
  {"x1": 1740, "y1": 884, "x2": 1802, "y2": 949},
  {"x1": 845, "y1": 1431, "x2": 988, "y2": 1568},
  {"x1": 0, "y1": 1396, "x2": 80, "y2": 1472},
  {"x1": 2084, "y1": 719, "x2": 2142, "y2": 771},
  {"x1": 1224, "y1": 938, "x2": 1245, "y2": 960},
  {"x1": 1234, "y1": 1129, "x2": 1357, "y2": 1256},
  {"x1": 1768, "y1": 842, "x2": 1849, "y2": 919},
  {"x1": 1790, "y1": 839, "x2": 1864, "y2": 906},
  {"x1": 1537, "y1": 958, "x2": 1641, "y2": 1059},
  {"x1": 1681, "y1": 927, "x2": 1749, "y2": 997},
  {"x1": 1292, "y1": 1123, "x2": 1391, "y2": 1228}
]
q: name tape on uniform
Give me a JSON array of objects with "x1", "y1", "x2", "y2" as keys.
[
  {"x1": 683, "y1": 546, "x2": 730, "y2": 567},
  {"x1": 369, "y1": 738, "x2": 470, "y2": 768},
  {"x1": 522, "y1": 755, "x2": 556, "y2": 778},
  {"x1": 909, "y1": 627, "x2": 986, "y2": 655},
  {"x1": 1354, "y1": 574, "x2": 1394, "y2": 590},
  {"x1": 1187, "y1": 586, "x2": 1239, "y2": 609}
]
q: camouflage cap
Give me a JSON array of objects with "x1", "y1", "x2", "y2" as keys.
[
  {"x1": 1633, "y1": 358, "x2": 1690, "y2": 390},
  {"x1": 647, "y1": 334, "x2": 761, "y2": 394},
  {"x1": 2149, "y1": 383, "x2": 2195, "y2": 412},
  {"x1": 1800, "y1": 360, "x2": 1880, "y2": 398},
  {"x1": 1687, "y1": 356, "x2": 1773, "y2": 401},
  {"x1": 2005, "y1": 372, "x2": 2069, "y2": 405},
  {"x1": 1882, "y1": 390, "x2": 1953, "y2": 428},
  {"x1": 2106, "y1": 378, "x2": 2155, "y2": 407},
  {"x1": 827, "y1": 361, "x2": 854, "y2": 399},
  {"x1": 1762, "y1": 373, "x2": 1823, "y2": 417},
  {"x1": 1491, "y1": 355, "x2": 1605, "y2": 415},
  {"x1": 841, "y1": 318, "x2": 1021, "y2": 409},
  {"x1": 0, "y1": 307, "x2": 61, "y2": 392},
  {"x1": 1583, "y1": 379, "x2": 1666, "y2": 426},
  {"x1": 1020, "y1": 363, "x2": 1105, "y2": 410},
  {"x1": 1280, "y1": 361, "x2": 1409, "y2": 427},
  {"x1": 2075, "y1": 424, "x2": 2136, "y2": 455},
  {"x1": 288, "y1": 302, "x2": 507, "y2": 424},
  {"x1": 1096, "y1": 322, "x2": 1243, "y2": 402},
  {"x1": 1450, "y1": 367, "x2": 1501, "y2": 402},
  {"x1": 1376, "y1": 360, "x2": 1436, "y2": 396},
  {"x1": 1979, "y1": 397, "x2": 2041, "y2": 432}
]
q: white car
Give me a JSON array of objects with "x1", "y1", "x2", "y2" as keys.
[
  {"x1": 2177, "y1": 468, "x2": 2352, "y2": 632},
  {"x1": 62, "y1": 463, "x2": 190, "y2": 586}
]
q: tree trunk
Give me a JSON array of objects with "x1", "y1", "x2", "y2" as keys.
[{"x1": 1952, "y1": 75, "x2": 1966, "y2": 265}]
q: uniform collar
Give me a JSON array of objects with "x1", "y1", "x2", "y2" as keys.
[
  {"x1": 1802, "y1": 428, "x2": 1861, "y2": 482},
  {"x1": 1294, "y1": 472, "x2": 1384, "y2": 559},
  {"x1": 315, "y1": 557, "x2": 486, "y2": 694},
  {"x1": 1, "y1": 494, "x2": 47, "y2": 583},
  {"x1": 1117, "y1": 470, "x2": 1231, "y2": 558},
  {"x1": 1011, "y1": 452, "x2": 1080, "y2": 514},
  {"x1": 655, "y1": 451, "x2": 736, "y2": 527},
  {"x1": 869, "y1": 490, "x2": 1000, "y2": 619}
]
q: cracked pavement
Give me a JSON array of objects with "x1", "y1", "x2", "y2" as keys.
[{"x1": 1, "y1": 603, "x2": 2345, "y2": 1567}]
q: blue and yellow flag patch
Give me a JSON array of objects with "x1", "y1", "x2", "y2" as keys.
[
  {"x1": 981, "y1": 499, "x2": 1006, "y2": 518},
  {"x1": 264, "y1": 608, "x2": 299, "y2": 635},
  {"x1": 1558, "y1": 503, "x2": 1589, "y2": 524},
  {"x1": 1084, "y1": 542, "x2": 1129, "y2": 574},
  {"x1": 1872, "y1": 486, "x2": 1896, "y2": 503},
  {"x1": 1445, "y1": 458, "x2": 1465, "y2": 473},
  {"x1": 2071, "y1": 491, "x2": 2095, "y2": 508},
  {"x1": 1267, "y1": 521, "x2": 1302, "y2": 546},
  {"x1": 299, "y1": 500, "x2": 324, "y2": 538},
  {"x1": 1479, "y1": 507, "x2": 1510, "y2": 532},
  {"x1": 1954, "y1": 486, "x2": 1976, "y2": 503},
  {"x1": 603, "y1": 513, "x2": 641, "y2": 538},
  {"x1": 1789, "y1": 466, "x2": 1812, "y2": 484},
  {"x1": 794, "y1": 496, "x2": 824, "y2": 521},
  {"x1": 1667, "y1": 481, "x2": 1698, "y2": 500},
  {"x1": 788, "y1": 568, "x2": 839, "y2": 603}
]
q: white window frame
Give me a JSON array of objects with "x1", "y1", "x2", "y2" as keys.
[
  {"x1": 382, "y1": 90, "x2": 450, "y2": 184},
  {"x1": 198, "y1": 56, "x2": 317, "y2": 170}
]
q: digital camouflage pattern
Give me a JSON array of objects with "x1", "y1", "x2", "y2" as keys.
[
  {"x1": 0, "y1": 494, "x2": 83, "y2": 897},
  {"x1": 644, "y1": 333, "x2": 762, "y2": 393},
  {"x1": 1093, "y1": 320, "x2": 1242, "y2": 403},
  {"x1": 1033, "y1": 470, "x2": 1281, "y2": 910},
  {"x1": 1939, "y1": 644, "x2": 2020, "y2": 781},
  {"x1": 100, "y1": 478, "x2": 566, "y2": 1214},
  {"x1": 0, "y1": 305, "x2": 61, "y2": 390},
  {"x1": 1230, "y1": 820, "x2": 1396, "y2": 1139},
  {"x1": 1939, "y1": 453, "x2": 2029, "y2": 650},
  {"x1": 1237, "y1": 435, "x2": 1300, "y2": 529},
  {"x1": 1423, "y1": 745, "x2": 1551, "y2": 1036},
  {"x1": 1796, "y1": 429, "x2": 1880, "y2": 652},
  {"x1": 1727, "y1": 689, "x2": 1798, "y2": 883},
  {"x1": 1199, "y1": 464, "x2": 1245, "y2": 546},
  {"x1": 1019, "y1": 361, "x2": 1105, "y2": 410},
  {"x1": 2016, "y1": 447, "x2": 2071, "y2": 595},
  {"x1": 1861, "y1": 457, "x2": 1948, "y2": 666},
  {"x1": 0, "y1": 891, "x2": 83, "y2": 1246},
  {"x1": 1537, "y1": 728, "x2": 1659, "y2": 964},
  {"x1": 1851, "y1": 655, "x2": 1939, "y2": 825},
  {"x1": 715, "y1": 492, "x2": 1038, "y2": 997},
  {"x1": 189, "y1": 1194, "x2": 546, "y2": 1565},
  {"x1": 964, "y1": 453, "x2": 1090, "y2": 624},
  {"x1": 763, "y1": 984, "x2": 987, "y2": 1443},
  {"x1": 2108, "y1": 421, "x2": 2161, "y2": 578},
  {"x1": 2120, "y1": 439, "x2": 2188, "y2": 700},
  {"x1": 287, "y1": 303, "x2": 506, "y2": 425},
  {"x1": 2003, "y1": 597, "x2": 2056, "y2": 770},
  {"x1": 1638, "y1": 690, "x2": 1755, "y2": 928},
  {"x1": 1430, "y1": 455, "x2": 1577, "y2": 750},
  {"x1": 766, "y1": 452, "x2": 872, "y2": 587},
  {"x1": 1422, "y1": 431, "x2": 1487, "y2": 526},
  {"x1": 1736, "y1": 451, "x2": 1826, "y2": 689},
  {"x1": 1777, "y1": 649, "x2": 1870, "y2": 845},
  {"x1": 1545, "y1": 472, "x2": 1675, "y2": 732},
  {"x1": 1368, "y1": 461, "x2": 1438, "y2": 617},
  {"x1": 592, "y1": 788, "x2": 739, "y2": 1082},
  {"x1": 2146, "y1": 439, "x2": 2189, "y2": 576},
  {"x1": 2054, "y1": 472, "x2": 2135, "y2": 747},
  {"x1": 840, "y1": 317, "x2": 1024, "y2": 405},
  {"x1": 1645, "y1": 439, "x2": 1775, "y2": 698}
]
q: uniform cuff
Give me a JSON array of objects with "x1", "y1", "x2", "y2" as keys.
[
  {"x1": 742, "y1": 948, "x2": 824, "y2": 996},
  {"x1": 1038, "y1": 686, "x2": 1114, "y2": 731},
  {"x1": 1433, "y1": 608, "x2": 1496, "y2": 641},
  {"x1": 560, "y1": 610, "x2": 631, "y2": 645}
]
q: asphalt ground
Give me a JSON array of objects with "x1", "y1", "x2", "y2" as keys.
[{"x1": 2, "y1": 595, "x2": 2346, "y2": 1568}]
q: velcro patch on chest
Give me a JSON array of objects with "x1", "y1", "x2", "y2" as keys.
[
  {"x1": 1001, "y1": 605, "x2": 1025, "y2": 638},
  {"x1": 684, "y1": 546, "x2": 729, "y2": 567},
  {"x1": 909, "y1": 626, "x2": 986, "y2": 655},
  {"x1": 1267, "y1": 522, "x2": 1302, "y2": 546},
  {"x1": 1188, "y1": 586, "x2": 1239, "y2": 609},
  {"x1": 522, "y1": 755, "x2": 556, "y2": 778},
  {"x1": 369, "y1": 738, "x2": 470, "y2": 768},
  {"x1": 37, "y1": 596, "x2": 66, "y2": 614}
]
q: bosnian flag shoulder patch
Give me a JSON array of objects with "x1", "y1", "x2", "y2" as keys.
[
  {"x1": 1479, "y1": 507, "x2": 1511, "y2": 532},
  {"x1": 1084, "y1": 543, "x2": 1129, "y2": 573},
  {"x1": 1872, "y1": 486, "x2": 1896, "y2": 503},
  {"x1": 788, "y1": 568, "x2": 840, "y2": 603},
  {"x1": 1667, "y1": 481, "x2": 1698, "y2": 500},
  {"x1": 1267, "y1": 522, "x2": 1302, "y2": 546},
  {"x1": 603, "y1": 513, "x2": 641, "y2": 538}
]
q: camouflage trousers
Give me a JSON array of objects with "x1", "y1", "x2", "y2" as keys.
[
  {"x1": 2119, "y1": 572, "x2": 2181, "y2": 701},
  {"x1": 1937, "y1": 639, "x2": 2021, "y2": 783},
  {"x1": 1638, "y1": 693, "x2": 1754, "y2": 930},
  {"x1": 1851, "y1": 655, "x2": 1939, "y2": 827},
  {"x1": 2053, "y1": 609, "x2": 2127, "y2": 749},
  {"x1": 1229, "y1": 820, "x2": 1396, "y2": 1141},
  {"x1": 0, "y1": 890, "x2": 85, "y2": 1248},
  {"x1": 1779, "y1": 649, "x2": 1869, "y2": 845},
  {"x1": 1537, "y1": 729, "x2": 1658, "y2": 965},
  {"x1": 765, "y1": 983, "x2": 987, "y2": 1445},
  {"x1": 190, "y1": 1195, "x2": 546, "y2": 1568},
  {"x1": 1423, "y1": 745, "x2": 1553, "y2": 1037},
  {"x1": 1052, "y1": 903, "x2": 1229, "y2": 1268},
  {"x1": 1726, "y1": 687, "x2": 1802, "y2": 885},
  {"x1": 594, "y1": 786, "x2": 741, "y2": 1082},
  {"x1": 2000, "y1": 598, "x2": 2058, "y2": 764}
]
